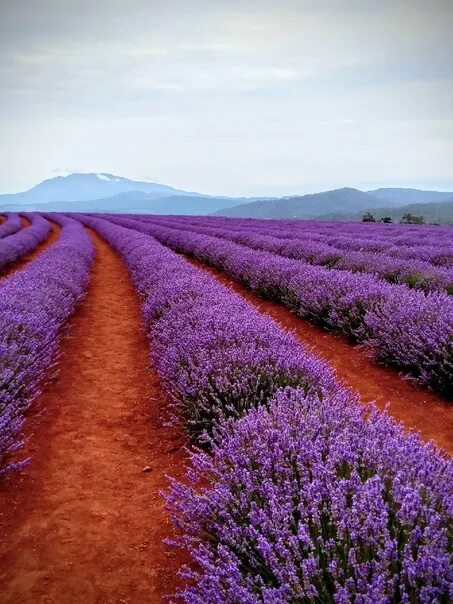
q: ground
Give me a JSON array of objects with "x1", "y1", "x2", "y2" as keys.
[{"x1": 0, "y1": 228, "x2": 451, "y2": 604}]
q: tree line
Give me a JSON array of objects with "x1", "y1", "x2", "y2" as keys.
[{"x1": 362, "y1": 212, "x2": 426, "y2": 224}]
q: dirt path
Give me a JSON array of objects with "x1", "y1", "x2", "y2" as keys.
[
  {"x1": 0, "y1": 232, "x2": 187, "y2": 603},
  {"x1": 188, "y1": 258, "x2": 453, "y2": 455}
]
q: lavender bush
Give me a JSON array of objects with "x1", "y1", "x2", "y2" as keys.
[
  {"x1": 168, "y1": 387, "x2": 453, "y2": 603},
  {"x1": 108, "y1": 218, "x2": 453, "y2": 398},
  {"x1": 79, "y1": 214, "x2": 453, "y2": 601},
  {"x1": 0, "y1": 212, "x2": 51, "y2": 271},
  {"x1": 0, "y1": 214, "x2": 94, "y2": 479},
  {"x1": 136, "y1": 216, "x2": 453, "y2": 294},
  {"x1": 143, "y1": 215, "x2": 453, "y2": 268},
  {"x1": 0, "y1": 213, "x2": 21, "y2": 239},
  {"x1": 78, "y1": 215, "x2": 337, "y2": 440}
]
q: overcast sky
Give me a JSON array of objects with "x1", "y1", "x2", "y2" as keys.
[{"x1": 1, "y1": 0, "x2": 452, "y2": 196}]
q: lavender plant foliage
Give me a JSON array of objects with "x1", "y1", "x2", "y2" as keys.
[
  {"x1": 0, "y1": 213, "x2": 51, "y2": 270},
  {"x1": 168, "y1": 387, "x2": 453, "y2": 604},
  {"x1": 149, "y1": 218, "x2": 453, "y2": 294},
  {"x1": 109, "y1": 217, "x2": 452, "y2": 399},
  {"x1": 151, "y1": 216, "x2": 453, "y2": 268},
  {"x1": 141, "y1": 215, "x2": 453, "y2": 268},
  {"x1": 82, "y1": 214, "x2": 453, "y2": 601},
  {"x1": 0, "y1": 213, "x2": 21, "y2": 239},
  {"x1": 76, "y1": 215, "x2": 338, "y2": 441},
  {"x1": 0, "y1": 214, "x2": 94, "y2": 479}
]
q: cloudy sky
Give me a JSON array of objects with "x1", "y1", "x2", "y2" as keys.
[{"x1": 1, "y1": 0, "x2": 452, "y2": 196}]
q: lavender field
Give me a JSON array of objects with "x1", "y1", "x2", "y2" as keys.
[{"x1": 0, "y1": 212, "x2": 452, "y2": 602}]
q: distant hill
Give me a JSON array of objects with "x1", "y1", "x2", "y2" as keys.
[
  {"x1": 0, "y1": 173, "x2": 255, "y2": 214},
  {"x1": 368, "y1": 188, "x2": 453, "y2": 205},
  {"x1": 214, "y1": 188, "x2": 398, "y2": 219},
  {"x1": 0, "y1": 173, "x2": 202, "y2": 206},
  {"x1": 1, "y1": 191, "x2": 244, "y2": 215},
  {"x1": 1, "y1": 176, "x2": 452, "y2": 218},
  {"x1": 317, "y1": 198, "x2": 453, "y2": 224}
]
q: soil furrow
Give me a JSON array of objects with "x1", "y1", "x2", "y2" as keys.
[
  {"x1": 187, "y1": 257, "x2": 453, "y2": 454},
  {"x1": 0, "y1": 231, "x2": 186, "y2": 603}
]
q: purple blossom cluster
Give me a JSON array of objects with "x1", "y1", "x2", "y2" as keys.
[
  {"x1": 105, "y1": 217, "x2": 453, "y2": 399},
  {"x1": 168, "y1": 388, "x2": 453, "y2": 603},
  {"x1": 143, "y1": 215, "x2": 453, "y2": 268},
  {"x1": 76, "y1": 214, "x2": 337, "y2": 440},
  {"x1": 182, "y1": 216, "x2": 453, "y2": 266},
  {"x1": 81, "y1": 214, "x2": 452, "y2": 602},
  {"x1": 0, "y1": 213, "x2": 21, "y2": 239},
  {"x1": 144, "y1": 217, "x2": 453, "y2": 294},
  {"x1": 0, "y1": 213, "x2": 51, "y2": 271},
  {"x1": 0, "y1": 214, "x2": 94, "y2": 479}
]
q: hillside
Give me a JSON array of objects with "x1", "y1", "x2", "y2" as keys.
[
  {"x1": 1, "y1": 176, "x2": 452, "y2": 218},
  {"x1": 368, "y1": 188, "x2": 453, "y2": 205},
  {"x1": 0, "y1": 173, "x2": 201, "y2": 206},
  {"x1": 214, "y1": 188, "x2": 397, "y2": 219},
  {"x1": 0, "y1": 191, "x2": 247, "y2": 215},
  {"x1": 0, "y1": 173, "x2": 255, "y2": 214},
  {"x1": 317, "y1": 198, "x2": 453, "y2": 224}
]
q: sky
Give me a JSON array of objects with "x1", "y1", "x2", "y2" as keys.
[{"x1": 1, "y1": 0, "x2": 452, "y2": 197}]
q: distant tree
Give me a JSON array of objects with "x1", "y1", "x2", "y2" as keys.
[
  {"x1": 380, "y1": 216, "x2": 393, "y2": 223},
  {"x1": 401, "y1": 213, "x2": 425, "y2": 225},
  {"x1": 362, "y1": 212, "x2": 376, "y2": 222}
]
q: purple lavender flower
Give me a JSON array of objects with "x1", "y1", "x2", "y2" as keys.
[
  {"x1": 167, "y1": 388, "x2": 453, "y2": 603},
  {"x1": 0, "y1": 213, "x2": 21, "y2": 239},
  {"x1": 0, "y1": 213, "x2": 51, "y2": 270},
  {"x1": 76, "y1": 214, "x2": 337, "y2": 440},
  {"x1": 108, "y1": 216, "x2": 452, "y2": 398},
  {"x1": 0, "y1": 214, "x2": 94, "y2": 479}
]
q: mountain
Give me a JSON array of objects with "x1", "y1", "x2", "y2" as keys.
[
  {"x1": 1, "y1": 176, "x2": 452, "y2": 218},
  {"x1": 0, "y1": 190, "x2": 245, "y2": 215},
  {"x1": 367, "y1": 188, "x2": 453, "y2": 205},
  {"x1": 317, "y1": 198, "x2": 453, "y2": 224},
  {"x1": 0, "y1": 173, "x2": 202, "y2": 206},
  {"x1": 133, "y1": 194, "x2": 244, "y2": 215},
  {"x1": 214, "y1": 188, "x2": 396, "y2": 219}
]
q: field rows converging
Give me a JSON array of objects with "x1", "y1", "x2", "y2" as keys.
[
  {"x1": 187, "y1": 257, "x2": 453, "y2": 453},
  {"x1": 104, "y1": 215, "x2": 453, "y2": 448},
  {"x1": 0, "y1": 229, "x2": 186, "y2": 603},
  {"x1": 106, "y1": 216, "x2": 453, "y2": 398},
  {"x1": 140, "y1": 215, "x2": 453, "y2": 293},
  {"x1": 1, "y1": 213, "x2": 452, "y2": 603},
  {"x1": 0, "y1": 221, "x2": 59, "y2": 282},
  {"x1": 0, "y1": 213, "x2": 22, "y2": 239},
  {"x1": 0, "y1": 214, "x2": 53, "y2": 277}
]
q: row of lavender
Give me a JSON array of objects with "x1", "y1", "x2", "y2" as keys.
[
  {"x1": 0, "y1": 214, "x2": 94, "y2": 479},
  {"x1": 140, "y1": 216, "x2": 453, "y2": 292},
  {"x1": 0, "y1": 213, "x2": 51, "y2": 271},
  {"x1": 75, "y1": 214, "x2": 337, "y2": 438},
  {"x1": 83, "y1": 215, "x2": 452, "y2": 602},
  {"x1": 159, "y1": 217, "x2": 453, "y2": 268},
  {"x1": 166, "y1": 215, "x2": 453, "y2": 258},
  {"x1": 105, "y1": 216, "x2": 453, "y2": 399},
  {"x1": 0, "y1": 213, "x2": 21, "y2": 239}
]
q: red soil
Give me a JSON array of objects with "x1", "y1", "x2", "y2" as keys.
[
  {"x1": 188, "y1": 258, "x2": 453, "y2": 455},
  {"x1": 0, "y1": 232, "x2": 187, "y2": 603}
]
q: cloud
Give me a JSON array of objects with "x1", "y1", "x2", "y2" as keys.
[{"x1": 0, "y1": 0, "x2": 452, "y2": 194}]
